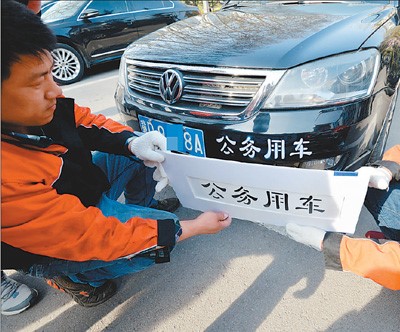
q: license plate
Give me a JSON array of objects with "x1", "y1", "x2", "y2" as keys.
[{"x1": 138, "y1": 115, "x2": 206, "y2": 157}]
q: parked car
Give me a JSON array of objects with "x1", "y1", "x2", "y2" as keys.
[
  {"x1": 115, "y1": 0, "x2": 400, "y2": 171},
  {"x1": 42, "y1": 0, "x2": 199, "y2": 84}
]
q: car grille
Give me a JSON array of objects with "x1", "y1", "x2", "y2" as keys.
[{"x1": 126, "y1": 60, "x2": 281, "y2": 118}]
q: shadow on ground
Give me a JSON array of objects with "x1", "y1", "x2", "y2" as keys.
[{"x1": 3, "y1": 202, "x2": 399, "y2": 331}]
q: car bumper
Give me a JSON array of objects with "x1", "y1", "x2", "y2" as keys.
[{"x1": 115, "y1": 83, "x2": 393, "y2": 171}]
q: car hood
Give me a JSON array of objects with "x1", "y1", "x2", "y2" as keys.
[{"x1": 124, "y1": 2, "x2": 395, "y2": 69}]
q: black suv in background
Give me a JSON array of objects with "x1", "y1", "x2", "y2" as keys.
[
  {"x1": 42, "y1": 0, "x2": 199, "y2": 84},
  {"x1": 115, "y1": 0, "x2": 400, "y2": 171}
]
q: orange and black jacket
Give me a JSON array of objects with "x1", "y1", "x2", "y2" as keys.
[
  {"x1": 322, "y1": 145, "x2": 400, "y2": 290},
  {"x1": 1, "y1": 98, "x2": 178, "y2": 269}
]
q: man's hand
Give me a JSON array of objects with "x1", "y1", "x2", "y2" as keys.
[
  {"x1": 358, "y1": 166, "x2": 392, "y2": 190},
  {"x1": 129, "y1": 131, "x2": 166, "y2": 163},
  {"x1": 285, "y1": 223, "x2": 326, "y2": 251},
  {"x1": 178, "y1": 211, "x2": 232, "y2": 242}
]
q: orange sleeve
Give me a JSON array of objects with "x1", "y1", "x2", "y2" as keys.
[
  {"x1": 74, "y1": 103, "x2": 133, "y2": 134},
  {"x1": 383, "y1": 145, "x2": 400, "y2": 164},
  {"x1": 340, "y1": 236, "x2": 400, "y2": 290},
  {"x1": 71, "y1": 102, "x2": 135, "y2": 155},
  {"x1": 1, "y1": 180, "x2": 159, "y2": 262},
  {"x1": 1, "y1": 143, "x2": 160, "y2": 262}
]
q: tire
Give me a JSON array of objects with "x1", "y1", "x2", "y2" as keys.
[{"x1": 51, "y1": 43, "x2": 85, "y2": 85}]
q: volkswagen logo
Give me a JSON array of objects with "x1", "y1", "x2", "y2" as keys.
[{"x1": 159, "y1": 69, "x2": 184, "y2": 104}]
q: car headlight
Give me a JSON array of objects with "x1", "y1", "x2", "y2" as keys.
[
  {"x1": 263, "y1": 49, "x2": 380, "y2": 109},
  {"x1": 118, "y1": 53, "x2": 127, "y2": 88}
]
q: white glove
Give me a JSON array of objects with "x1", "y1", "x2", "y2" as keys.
[
  {"x1": 153, "y1": 162, "x2": 169, "y2": 192},
  {"x1": 358, "y1": 166, "x2": 392, "y2": 190},
  {"x1": 286, "y1": 223, "x2": 326, "y2": 251},
  {"x1": 129, "y1": 131, "x2": 166, "y2": 163}
]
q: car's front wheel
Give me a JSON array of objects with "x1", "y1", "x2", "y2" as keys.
[{"x1": 52, "y1": 43, "x2": 84, "y2": 85}]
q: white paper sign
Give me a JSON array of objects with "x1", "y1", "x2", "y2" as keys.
[{"x1": 162, "y1": 152, "x2": 370, "y2": 234}]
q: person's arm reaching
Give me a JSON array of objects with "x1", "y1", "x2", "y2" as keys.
[
  {"x1": 2, "y1": 180, "x2": 231, "y2": 262},
  {"x1": 178, "y1": 211, "x2": 231, "y2": 242},
  {"x1": 72, "y1": 99, "x2": 169, "y2": 191},
  {"x1": 323, "y1": 233, "x2": 400, "y2": 290},
  {"x1": 286, "y1": 158, "x2": 400, "y2": 290},
  {"x1": 286, "y1": 223, "x2": 400, "y2": 290}
]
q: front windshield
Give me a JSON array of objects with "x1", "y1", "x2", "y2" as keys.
[{"x1": 42, "y1": 1, "x2": 87, "y2": 22}]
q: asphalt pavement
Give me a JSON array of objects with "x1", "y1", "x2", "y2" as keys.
[{"x1": 2, "y1": 68, "x2": 399, "y2": 332}]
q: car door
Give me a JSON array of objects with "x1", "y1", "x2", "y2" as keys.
[
  {"x1": 79, "y1": 0, "x2": 138, "y2": 60},
  {"x1": 126, "y1": 0, "x2": 178, "y2": 39}
]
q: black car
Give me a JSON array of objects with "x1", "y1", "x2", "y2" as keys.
[
  {"x1": 42, "y1": 0, "x2": 199, "y2": 84},
  {"x1": 115, "y1": 0, "x2": 400, "y2": 171}
]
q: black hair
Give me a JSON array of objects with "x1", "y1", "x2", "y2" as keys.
[{"x1": 1, "y1": 0, "x2": 56, "y2": 81}]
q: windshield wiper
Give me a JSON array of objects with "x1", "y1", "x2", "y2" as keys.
[
  {"x1": 221, "y1": 0, "x2": 248, "y2": 10},
  {"x1": 222, "y1": 0, "x2": 233, "y2": 8}
]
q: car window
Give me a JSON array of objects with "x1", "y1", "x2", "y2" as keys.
[
  {"x1": 85, "y1": 0, "x2": 128, "y2": 16},
  {"x1": 127, "y1": 0, "x2": 166, "y2": 12},
  {"x1": 42, "y1": 0, "x2": 86, "y2": 22}
]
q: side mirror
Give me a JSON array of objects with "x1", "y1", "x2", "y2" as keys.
[{"x1": 80, "y1": 9, "x2": 100, "y2": 19}]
